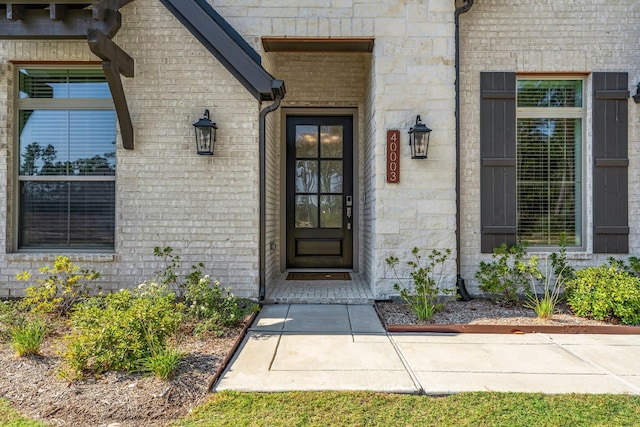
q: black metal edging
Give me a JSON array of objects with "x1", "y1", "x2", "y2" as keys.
[{"x1": 207, "y1": 308, "x2": 260, "y2": 392}]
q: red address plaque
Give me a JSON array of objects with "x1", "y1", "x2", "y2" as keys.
[{"x1": 387, "y1": 129, "x2": 400, "y2": 183}]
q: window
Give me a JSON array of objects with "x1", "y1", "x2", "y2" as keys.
[
  {"x1": 516, "y1": 79, "x2": 583, "y2": 247},
  {"x1": 17, "y1": 68, "x2": 116, "y2": 250},
  {"x1": 479, "y1": 72, "x2": 628, "y2": 254}
]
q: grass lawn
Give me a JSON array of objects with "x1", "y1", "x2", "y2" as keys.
[
  {"x1": 175, "y1": 391, "x2": 640, "y2": 427},
  {"x1": 3, "y1": 392, "x2": 640, "y2": 426},
  {"x1": 0, "y1": 399, "x2": 45, "y2": 427}
]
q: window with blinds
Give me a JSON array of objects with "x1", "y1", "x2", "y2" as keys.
[
  {"x1": 17, "y1": 68, "x2": 116, "y2": 250},
  {"x1": 516, "y1": 79, "x2": 583, "y2": 247}
]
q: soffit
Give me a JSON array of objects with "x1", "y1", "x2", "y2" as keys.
[{"x1": 262, "y1": 37, "x2": 375, "y2": 53}]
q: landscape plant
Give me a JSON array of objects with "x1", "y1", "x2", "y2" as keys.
[
  {"x1": 549, "y1": 232, "x2": 576, "y2": 285},
  {"x1": 153, "y1": 248, "x2": 257, "y2": 333},
  {"x1": 135, "y1": 343, "x2": 184, "y2": 380},
  {"x1": 62, "y1": 282, "x2": 183, "y2": 379},
  {"x1": 183, "y1": 265, "x2": 257, "y2": 334},
  {"x1": 153, "y1": 246, "x2": 185, "y2": 296},
  {"x1": 16, "y1": 256, "x2": 100, "y2": 316},
  {"x1": 475, "y1": 243, "x2": 530, "y2": 305},
  {"x1": 522, "y1": 256, "x2": 564, "y2": 319},
  {"x1": 9, "y1": 318, "x2": 47, "y2": 357},
  {"x1": 386, "y1": 248, "x2": 452, "y2": 322},
  {"x1": 565, "y1": 264, "x2": 640, "y2": 325},
  {"x1": 0, "y1": 301, "x2": 19, "y2": 342}
]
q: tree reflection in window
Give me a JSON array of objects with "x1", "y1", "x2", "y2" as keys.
[{"x1": 20, "y1": 141, "x2": 115, "y2": 176}]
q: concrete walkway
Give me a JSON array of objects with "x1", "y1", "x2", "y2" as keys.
[{"x1": 214, "y1": 304, "x2": 640, "y2": 395}]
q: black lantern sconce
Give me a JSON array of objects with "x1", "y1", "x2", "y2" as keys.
[
  {"x1": 193, "y1": 109, "x2": 218, "y2": 155},
  {"x1": 408, "y1": 115, "x2": 432, "y2": 159},
  {"x1": 633, "y1": 82, "x2": 640, "y2": 104}
]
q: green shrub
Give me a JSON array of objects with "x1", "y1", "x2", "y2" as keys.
[
  {"x1": 184, "y1": 269, "x2": 257, "y2": 333},
  {"x1": 0, "y1": 301, "x2": 20, "y2": 342},
  {"x1": 153, "y1": 246, "x2": 184, "y2": 296},
  {"x1": 566, "y1": 265, "x2": 640, "y2": 325},
  {"x1": 62, "y1": 283, "x2": 183, "y2": 379},
  {"x1": 10, "y1": 318, "x2": 47, "y2": 357},
  {"x1": 549, "y1": 232, "x2": 576, "y2": 285},
  {"x1": 475, "y1": 243, "x2": 530, "y2": 305},
  {"x1": 386, "y1": 248, "x2": 453, "y2": 322},
  {"x1": 16, "y1": 256, "x2": 100, "y2": 316}
]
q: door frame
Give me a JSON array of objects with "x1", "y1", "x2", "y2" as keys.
[{"x1": 280, "y1": 107, "x2": 359, "y2": 272}]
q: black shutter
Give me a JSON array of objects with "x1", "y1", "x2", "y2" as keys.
[
  {"x1": 480, "y1": 72, "x2": 517, "y2": 253},
  {"x1": 593, "y1": 72, "x2": 630, "y2": 253}
]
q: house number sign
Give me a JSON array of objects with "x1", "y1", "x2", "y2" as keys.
[{"x1": 387, "y1": 129, "x2": 400, "y2": 183}]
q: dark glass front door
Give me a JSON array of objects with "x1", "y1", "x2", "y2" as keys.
[{"x1": 286, "y1": 116, "x2": 353, "y2": 269}]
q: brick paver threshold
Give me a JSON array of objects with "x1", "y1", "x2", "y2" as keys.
[{"x1": 286, "y1": 272, "x2": 351, "y2": 280}]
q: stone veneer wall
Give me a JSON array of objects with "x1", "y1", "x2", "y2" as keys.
[{"x1": 459, "y1": 0, "x2": 640, "y2": 294}]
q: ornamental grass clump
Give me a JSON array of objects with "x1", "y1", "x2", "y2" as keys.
[
  {"x1": 386, "y1": 248, "x2": 452, "y2": 322},
  {"x1": 522, "y1": 256, "x2": 563, "y2": 319},
  {"x1": 10, "y1": 318, "x2": 47, "y2": 357},
  {"x1": 135, "y1": 344, "x2": 184, "y2": 380}
]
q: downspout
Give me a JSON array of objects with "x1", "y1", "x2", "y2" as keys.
[
  {"x1": 454, "y1": 0, "x2": 474, "y2": 301},
  {"x1": 259, "y1": 96, "x2": 283, "y2": 301}
]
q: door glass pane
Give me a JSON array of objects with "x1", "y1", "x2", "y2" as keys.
[
  {"x1": 321, "y1": 160, "x2": 343, "y2": 193},
  {"x1": 295, "y1": 160, "x2": 318, "y2": 193},
  {"x1": 295, "y1": 125, "x2": 318, "y2": 158},
  {"x1": 320, "y1": 195, "x2": 342, "y2": 228},
  {"x1": 295, "y1": 195, "x2": 318, "y2": 228},
  {"x1": 320, "y1": 125, "x2": 343, "y2": 157}
]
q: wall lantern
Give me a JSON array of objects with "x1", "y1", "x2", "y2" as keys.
[
  {"x1": 633, "y1": 82, "x2": 640, "y2": 104},
  {"x1": 193, "y1": 109, "x2": 218, "y2": 155},
  {"x1": 408, "y1": 115, "x2": 432, "y2": 159}
]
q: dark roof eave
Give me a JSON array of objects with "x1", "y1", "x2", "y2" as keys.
[{"x1": 159, "y1": 0, "x2": 286, "y2": 102}]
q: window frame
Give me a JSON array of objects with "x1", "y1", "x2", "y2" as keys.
[
  {"x1": 14, "y1": 65, "x2": 116, "y2": 252},
  {"x1": 515, "y1": 75, "x2": 587, "y2": 251}
]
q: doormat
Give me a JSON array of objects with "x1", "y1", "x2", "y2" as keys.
[{"x1": 286, "y1": 272, "x2": 351, "y2": 281}]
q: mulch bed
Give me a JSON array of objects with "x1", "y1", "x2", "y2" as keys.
[
  {"x1": 375, "y1": 298, "x2": 640, "y2": 334},
  {"x1": 0, "y1": 318, "x2": 251, "y2": 427}
]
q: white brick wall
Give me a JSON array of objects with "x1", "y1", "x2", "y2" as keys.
[
  {"x1": 459, "y1": 0, "x2": 640, "y2": 294},
  {"x1": 0, "y1": 1, "x2": 261, "y2": 298}
]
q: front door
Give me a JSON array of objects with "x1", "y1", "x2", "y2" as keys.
[{"x1": 286, "y1": 116, "x2": 353, "y2": 269}]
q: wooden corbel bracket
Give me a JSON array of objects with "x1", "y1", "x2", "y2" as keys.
[{"x1": 88, "y1": 28, "x2": 135, "y2": 150}]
